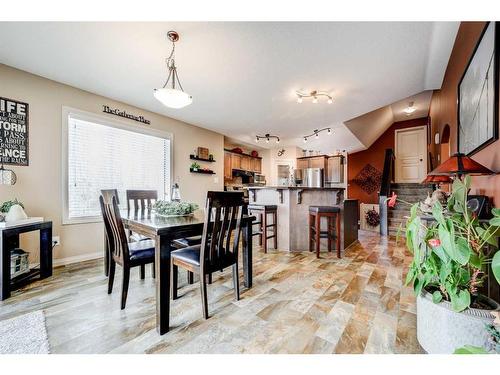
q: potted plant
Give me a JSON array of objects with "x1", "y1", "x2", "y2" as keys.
[
  {"x1": 190, "y1": 162, "x2": 201, "y2": 172},
  {"x1": 398, "y1": 176, "x2": 500, "y2": 353}
]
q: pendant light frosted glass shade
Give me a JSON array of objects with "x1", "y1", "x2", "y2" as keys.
[{"x1": 154, "y1": 88, "x2": 192, "y2": 109}]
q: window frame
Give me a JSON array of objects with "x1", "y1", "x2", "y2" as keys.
[{"x1": 61, "y1": 106, "x2": 174, "y2": 225}]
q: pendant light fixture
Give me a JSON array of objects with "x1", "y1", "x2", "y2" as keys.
[{"x1": 154, "y1": 31, "x2": 193, "y2": 109}]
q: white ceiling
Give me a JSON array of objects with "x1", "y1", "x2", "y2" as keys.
[
  {"x1": 345, "y1": 90, "x2": 434, "y2": 149},
  {"x1": 0, "y1": 22, "x2": 459, "y2": 152}
]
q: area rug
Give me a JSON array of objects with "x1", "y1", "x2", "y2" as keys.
[{"x1": 0, "y1": 310, "x2": 50, "y2": 354}]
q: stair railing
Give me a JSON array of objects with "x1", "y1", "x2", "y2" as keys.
[{"x1": 379, "y1": 148, "x2": 395, "y2": 236}]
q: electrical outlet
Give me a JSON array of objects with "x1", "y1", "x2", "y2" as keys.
[{"x1": 52, "y1": 236, "x2": 60, "y2": 247}]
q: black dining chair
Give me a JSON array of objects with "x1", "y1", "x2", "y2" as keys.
[
  {"x1": 171, "y1": 191, "x2": 245, "y2": 319},
  {"x1": 99, "y1": 195, "x2": 156, "y2": 309}
]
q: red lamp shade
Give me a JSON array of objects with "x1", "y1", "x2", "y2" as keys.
[
  {"x1": 428, "y1": 153, "x2": 494, "y2": 177},
  {"x1": 421, "y1": 175, "x2": 453, "y2": 184}
]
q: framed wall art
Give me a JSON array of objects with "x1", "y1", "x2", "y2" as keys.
[
  {"x1": 458, "y1": 21, "x2": 499, "y2": 155},
  {"x1": 0, "y1": 97, "x2": 29, "y2": 166}
]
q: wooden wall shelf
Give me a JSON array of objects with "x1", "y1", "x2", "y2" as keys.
[
  {"x1": 190, "y1": 168, "x2": 216, "y2": 175},
  {"x1": 190, "y1": 155, "x2": 216, "y2": 163}
]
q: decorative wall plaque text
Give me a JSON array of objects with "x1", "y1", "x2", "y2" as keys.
[
  {"x1": 102, "y1": 105, "x2": 151, "y2": 125},
  {"x1": 0, "y1": 97, "x2": 29, "y2": 166}
]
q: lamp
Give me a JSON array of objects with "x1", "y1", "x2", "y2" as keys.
[
  {"x1": 296, "y1": 90, "x2": 333, "y2": 104},
  {"x1": 428, "y1": 153, "x2": 494, "y2": 178},
  {"x1": 154, "y1": 31, "x2": 193, "y2": 109},
  {"x1": 302, "y1": 127, "x2": 333, "y2": 142},
  {"x1": 255, "y1": 133, "x2": 280, "y2": 144},
  {"x1": 421, "y1": 175, "x2": 453, "y2": 185}
]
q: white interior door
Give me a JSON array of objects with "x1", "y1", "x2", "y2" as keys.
[{"x1": 395, "y1": 126, "x2": 427, "y2": 183}]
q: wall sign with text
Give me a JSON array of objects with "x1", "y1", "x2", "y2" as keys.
[
  {"x1": 0, "y1": 97, "x2": 29, "y2": 166},
  {"x1": 102, "y1": 105, "x2": 151, "y2": 125}
]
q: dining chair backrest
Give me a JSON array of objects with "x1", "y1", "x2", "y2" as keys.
[
  {"x1": 126, "y1": 190, "x2": 157, "y2": 215},
  {"x1": 101, "y1": 189, "x2": 120, "y2": 205},
  {"x1": 199, "y1": 191, "x2": 245, "y2": 272},
  {"x1": 99, "y1": 195, "x2": 130, "y2": 265}
]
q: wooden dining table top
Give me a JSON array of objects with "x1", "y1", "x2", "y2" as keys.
[{"x1": 121, "y1": 210, "x2": 255, "y2": 235}]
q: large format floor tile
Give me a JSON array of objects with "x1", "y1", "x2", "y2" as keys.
[{"x1": 0, "y1": 231, "x2": 423, "y2": 354}]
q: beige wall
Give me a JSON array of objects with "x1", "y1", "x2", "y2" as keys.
[{"x1": 0, "y1": 64, "x2": 224, "y2": 264}]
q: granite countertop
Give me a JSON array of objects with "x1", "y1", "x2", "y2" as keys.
[{"x1": 246, "y1": 186, "x2": 345, "y2": 190}]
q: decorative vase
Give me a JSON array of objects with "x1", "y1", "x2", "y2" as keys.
[
  {"x1": 417, "y1": 291, "x2": 499, "y2": 353},
  {"x1": 5, "y1": 204, "x2": 28, "y2": 222}
]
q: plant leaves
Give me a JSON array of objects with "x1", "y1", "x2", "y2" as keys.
[
  {"x1": 432, "y1": 290, "x2": 443, "y2": 303},
  {"x1": 492, "y1": 208, "x2": 500, "y2": 217},
  {"x1": 450, "y1": 289, "x2": 471, "y2": 312},
  {"x1": 454, "y1": 345, "x2": 489, "y2": 354},
  {"x1": 489, "y1": 217, "x2": 500, "y2": 227},
  {"x1": 432, "y1": 201, "x2": 445, "y2": 226},
  {"x1": 433, "y1": 245, "x2": 449, "y2": 263},
  {"x1": 455, "y1": 237, "x2": 471, "y2": 265},
  {"x1": 491, "y1": 251, "x2": 500, "y2": 285},
  {"x1": 469, "y1": 253, "x2": 482, "y2": 269}
]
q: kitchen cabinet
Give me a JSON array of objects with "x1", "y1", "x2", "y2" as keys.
[
  {"x1": 296, "y1": 158, "x2": 309, "y2": 169},
  {"x1": 309, "y1": 157, "x2": 326, "y2": 169},
  {"x1": 241, "y1": 155, "x2": 250, "y2": 171},
  {"x1": 224, "y1": 152, "x2": 232, "y2": 179},
  {"x1": 252, "y1": 158, "x2": 262, "y2": 173},
  {"x1": 224, "y1": 149, "x2": 263, "y2": 178},
  {"x1": 231, "y1": 153, "x2": 242, "y2": 170}
]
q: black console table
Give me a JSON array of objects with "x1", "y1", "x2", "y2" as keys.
[{"x1": 0, "y1": 221, "x2": 53, "y2": 300}]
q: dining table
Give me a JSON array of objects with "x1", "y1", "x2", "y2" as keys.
[{"x1": 120, "y1": 210, "x2": 255, "y2": 335}]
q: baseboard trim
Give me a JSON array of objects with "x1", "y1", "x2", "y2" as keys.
[{"x1": 52, "y1": 251, "x2": 103, "y2": 267}]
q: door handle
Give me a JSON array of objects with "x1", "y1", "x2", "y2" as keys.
[{"x1": 419, "y1": 159, "x2": 423, "y2": 162}]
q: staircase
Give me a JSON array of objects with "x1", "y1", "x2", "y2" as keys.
[{"x1": 387, "y1": 183, "x2": 433, "y2": 236}]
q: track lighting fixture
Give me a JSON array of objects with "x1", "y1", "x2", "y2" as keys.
[
  {"x1": 255, "y1": 133, "x2": 280, "y2": 144},
  {"x1": 296, "y1": 90, "x2": 333, "y2": 104},
  {"x1": 302, "y1": 127, "x2": 333, "y2": 142}
]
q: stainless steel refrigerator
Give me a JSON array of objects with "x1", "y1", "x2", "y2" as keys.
[{"x1": 297, "y1": 168, "x2": 324, "y2": 187}]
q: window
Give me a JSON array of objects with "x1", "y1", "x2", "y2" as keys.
[{"x1": 63, "y1": 108, "x2": 171, "y2": 224}]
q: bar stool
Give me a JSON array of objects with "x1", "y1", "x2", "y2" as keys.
[
  {"x1": 309, "y1": 206, "x2": 341, "y2": 259},
  {"x1": 248, "y1": 204, "x2": 278, "y2": 253}
]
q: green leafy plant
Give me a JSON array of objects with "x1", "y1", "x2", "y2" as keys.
[
  {"x1": 190, "y1": 162, "x2": 201, "y2": 170},
  {"x1": 404, "y1": 176, "x2": 500, "y2": 312},
  {"x1": 152, "y1": 200, "x2": 199, "y2": 216},
  {"x1": 0, "y1": 198, "x2": 24, "y2": 213}
]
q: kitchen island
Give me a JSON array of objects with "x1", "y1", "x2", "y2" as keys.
[{"x1": 246, "y1": 186, "x2": 358, "y2": 253}]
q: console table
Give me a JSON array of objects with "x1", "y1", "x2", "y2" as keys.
[{"x1": 0, "y1": 221, "x2": 53, "y2": 300}]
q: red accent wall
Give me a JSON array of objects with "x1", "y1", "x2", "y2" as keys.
[
  {"x1": 429, "y1": 22, "x2": 500, "y2": 206},
  {"x1": 347, "y1": 117, "x2": 429, "y2": 205}
]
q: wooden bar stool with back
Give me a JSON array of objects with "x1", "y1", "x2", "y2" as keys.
[
  {"x1": 309, "y1": 206, "x2": 341, "y2": 259},
  {"x1": 247, "y1": 204, "x2": 277, "y2": 253}
]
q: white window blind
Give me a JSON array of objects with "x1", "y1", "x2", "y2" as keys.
[{"x1": 67, "y1": 114, "x2": 171, "y2": 220}]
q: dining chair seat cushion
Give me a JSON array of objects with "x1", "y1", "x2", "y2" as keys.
[
  {"x1": 128, "y1": 239, "x2": 155, "y2": 262},
  {"x1": 309, "y1": 205, "x2": 340, "y2": 214},
  {"x1": 129, "y1": 233, "x2": 151, "y2": 242},
  {"x1": 171, "y1": 244, "x2": 236, "y2": 269},
  {"x1": 171, "y1": 245, "x2": 202, "y2": 266},
  {"x1": 172, "y1": 235, "x2": 202, "y2": 248}
]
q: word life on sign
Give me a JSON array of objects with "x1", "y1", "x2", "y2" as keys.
[
  {"x1": 102, "y1": 105, "x2": 151, "y2": 125},
  {"x1": 0, "y1": 97, "x2": 29, "y2": 166}
]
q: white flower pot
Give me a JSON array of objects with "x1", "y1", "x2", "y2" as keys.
[
  {"x1": 417, "y1": 291, "x2": 499, "y2": 353},
  {"x1": 5, "y1": 204, "x2": 28, "y2": 222}
]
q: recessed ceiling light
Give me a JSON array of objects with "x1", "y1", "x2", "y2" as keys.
[{"x1": 403, "y1": 101, "x2": 416, "y2": 116}]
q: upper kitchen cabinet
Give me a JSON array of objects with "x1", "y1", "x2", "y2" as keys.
[
  {"x1": 224, "y1": 149, "x2": 262, "y2": 176},
  {"x1": 230, "y1": 153, "x2": 242, "y2": 170},
  {"x1": 224, "y1": 151, "x2": 232, "y2": 179},
  {"x1": 241, "y1": 155, "x2": 250, "y2": 171},
  {"x1": 251, "y1": 157, "x2": 262, "y2": 173}
]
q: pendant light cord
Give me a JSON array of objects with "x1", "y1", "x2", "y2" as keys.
[{"x1": 161, "y1": 39, "x2": 186, "y2": 92}]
